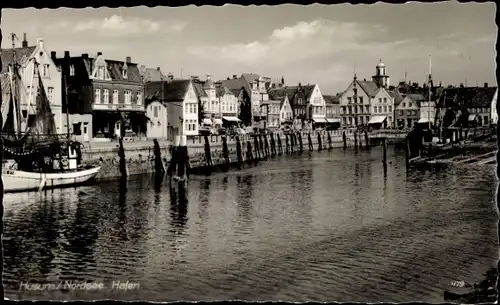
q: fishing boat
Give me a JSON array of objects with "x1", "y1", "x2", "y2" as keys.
[{"x1": 1, "y1": 36, "x2": 100, "y2": 193}]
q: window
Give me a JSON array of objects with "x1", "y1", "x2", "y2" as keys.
[
  {"x1": 69, "y1": 65, "x2": 75, "y2": 76},
  {"x1": 95, "y1": 89, "x2": 101, "y2": 103},
  {"x1": 353, "y1": 97, "x2": 357, "y2": 104},
  {"x1": 122, "y1": 67, "x2": 128, "y2": 79},
  {"x1": 113, "y1": 90, "x2": 119, "y2": 104},
  {"x1": 383, "y1": 97, "x2": 387, "y2": 103},
  {"x1": 388, "y1": 106, "x2": 392, "y2": 112},
  {"x1": 43, "y1": 64, "x2": 49, "y2": 77},
  {"x1": 103, "y1": 89, "x2": 109, "y2": 104},
  {"x1": 47, "y1": 87, "x2": 54, "y2": 102},
  {"x1": 365, "y1": 105, "x2": 369, "y2": 113},
  {"x1": 379, "y1": 98, "x2": 382, "y2": 103},
  {"x1": 378, "y1": 106, "x2": 382, "y2": 112},
  {"x1": 124, "y1": 90, "x2": 131, "y2": 104},
  {"x1": 98, "y1": 66, "x2": 104, "y2": 79},
  {"x1": 347, "y1": 97, "x2": 352, "y2": 104},
  {"x1": 408, "y1": 102, "x2": 412, "y2": 107},
  {"x1": 359, "y1": 97, "x2": 364, "y2": 104},
  {"x1": 400, "y1": 110, "x2": 404, "y2": 116},
  {"x1": 137, "y1": 91, "x2": 142, "y2": 105},
  {"x1": 374, "y1": 106, "x2": 377, "y2": 113},
  {"x1": 383, "y1": 106, "x2": 387, "y2": 112},
  {"x1": 484, "y1": 116, "x2": 489, "y2": 124}
]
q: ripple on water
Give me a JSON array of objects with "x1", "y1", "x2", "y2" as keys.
[{"x1": 3, "y1": 150, "x2": 498, "y2": 301}]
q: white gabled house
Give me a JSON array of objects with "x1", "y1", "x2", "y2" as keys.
[{"x1": 145, "y1": 79, "x2": 198, "y2": 139}]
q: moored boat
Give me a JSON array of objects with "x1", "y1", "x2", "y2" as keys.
[{"x1": 2, "y1": 166, "x2": 101, "y2": 193}]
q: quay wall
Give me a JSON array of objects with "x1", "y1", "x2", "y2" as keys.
[{"x1": 82, "y1": 129, "x2": 371, "y2": 180}]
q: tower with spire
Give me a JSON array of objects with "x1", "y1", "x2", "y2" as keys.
[{"x1": 372, "y1": 59, "x2": 390, "y2": 88}]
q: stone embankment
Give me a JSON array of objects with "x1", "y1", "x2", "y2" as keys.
[{"x1": 82, "y1": 129, "x2": 366, "y2": 180}]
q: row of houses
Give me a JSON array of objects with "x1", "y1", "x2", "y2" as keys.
[
  {"x1": 1, "y1": 35, "x2": 497, "y2": 143},
  {"x1": 339, "y1": 60, "x2": 498, "y2": 130}
]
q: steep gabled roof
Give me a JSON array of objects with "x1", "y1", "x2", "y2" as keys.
[
  {"x1": 356, "y1": 80, "x2": 378, "y2": 97},
  {"x1": 388, "y1": 89, "x2": 405, "y2": 106},
  {"x1": 80, "y1": 57, "x2": 142, "y2": 83},
  {"x1": 141, "y1": 68, "x2": 167, "y2": 82},
  {"x1": 0, "y1": 46, "x2": 37, "y2": 74},
  {"x1": 220, "y1": 76, "x2": 249, "y2": 95},
  {"x1": 323, "y1": 95, "x2": 340, "y2": 105},
  {"x1": 145, "y1": 79, "x2": 191, "y2": 102},
  {"x1": 216, "y1": 86, "x2": 234, "y2": 98},
  {"x1": 192, "y1": 81, "x2": 208, "y2": 98},
  {"x1": 437, "y1": 86, "x2": 497, "y2": 109}
]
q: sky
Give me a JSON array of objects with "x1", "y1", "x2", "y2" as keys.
[{"x1": 1, "y1": 2, "x2": 497, "y2": 94}]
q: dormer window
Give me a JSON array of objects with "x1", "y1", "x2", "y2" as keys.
[
  {"x1": 69, "y1": 65, "x2": 75, "y2": 76},
  {"x1": 122, "y1": 66, "x2": 128, "y2": 79},
  {"x1": 98, "y1": 66, "x2": 104, "y2": 80}
]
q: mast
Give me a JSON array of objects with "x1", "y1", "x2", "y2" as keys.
[
  {"x1": 10, "y1": 33, "x2": 22, "y2": 137},
  {"x1": 428, "y1": 55, "x2": 432, "y2": 131},
  {"x1": 64, "y1": 75, "x2": 70, "y2": 139}
]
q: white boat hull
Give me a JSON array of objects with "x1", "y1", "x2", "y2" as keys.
[{"x1": 2, "y1": 166, "x2": 101, "y2": 193}]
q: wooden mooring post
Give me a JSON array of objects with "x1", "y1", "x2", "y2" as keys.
[
  {"x1": 277, "y1": 134, "x2": 283, "y2": 156},
  {"x1": 222, "y1": 135, "x2": 230, "y2": 165},
  {"x1": 236, "y1": 136, "x2": 243, "y2": 165},
  {"x1": 290, "y1": 133, "x2": 295, "y2": 153},
  {"x1": 246, "y1": 140, "x2": 254, "y2": 165},
  {"x1": 153, "y1": 139, "x2": 166, "y2": 175},
  {"x1": 317, "y1": 132, "x2": 322, "y2": 151},
  {"x1": 342, "y1": 131, "x2": 347, "y2": 149},
  {"x1": 298, "y1": 132, "x2": 304, "y2": 153},
  {"x1": 308, "y1": 133, "x2": 313, "y2": 151},
  {"x1": 382, "y1": 137, "x2": 387, "y2": 165},
  {"x1": 253, "y1": 135, "x2": 260, "y2": 160},
  {"x1": 405, "y1": 135, "x2": 410, "y2": 170},
  {"x1": 270, "y1": 133, "x2": 277, "y2": 156},
  {"x1": 203, "y1": 135, "x2": 213, "y2": 168},
  {"x1": 327, "y1": 131, "x2": 333, "y2": 150},
  {"x1": 364, "y1": 130, "x2": 369, "y2": 148},
  {"x1": 259, "y1": 135, "x2": 265, "y2": 158},
  {"x1": 118, "y1": 137, "x2": 128, "y2": 179},
  {"x1": 354, "y1": 131, "x2": 358, "y2": 150},
  {"x1": 264, "y1": 134, "x2": 270, "y2": 157},
  {"x1": 285, "y1": 134, "x2": 290, "y2": 154}
]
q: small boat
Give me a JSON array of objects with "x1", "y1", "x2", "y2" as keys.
[{"x1": 2, "y1": 166, "x2": 101, "y2": 193}]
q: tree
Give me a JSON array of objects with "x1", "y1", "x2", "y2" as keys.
[
  {"x1": 198, "y1": 99, "x2": 206, "y2": 125},
  {"x1": 238, "y1": 87, "x2": 252, "y2": 127}
]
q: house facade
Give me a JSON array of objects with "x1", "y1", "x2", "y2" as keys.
[
  {"x1": 395, "y1": 94, "x2": 422, "y2": 129},
  {"x1": 217, "y1": 85, "x2": 240, "y2": 127},
  {"x1": 145, "y1": 79, "x2": 198, "y2": 138},
  {"x1": 145, "y1": 100, "x2": 168, "y2": 139},
  {"x1": 1, "y1": 35, "x2": 65, "y2": 135},
  {"x1": 263, "y1": 99, "x2": 281, "y2": 129},
  {"x1": 340, "y1": 60, "x2": 393, "y2": 128},
  {"x1": 55, "y1": 51, "x2": 146, "y2": 141}
]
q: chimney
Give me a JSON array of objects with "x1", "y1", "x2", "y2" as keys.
[
  {"x1": 460, "y1": 83, "x2": 464, "y2": 88},
  {"x1": 157, "y1": 67, "x2": 161, "y2": 71},
  {"x1": 364, "y1": 78, "x2": 366, "y2": 81},
  {"x1": 484, "y1": 82, "x2": 488, "y2": 88},
  {"x1": 126, "y1": 56, "x2": 131, "y2": 63},
  {"x1": 82, "y1": 53, "x2": 89, "y2": 59},
  {"x1": 206, "y1": 73, "x2": 211, "y2": 80},
  {"x1": 233, "y1": 74, "x2": 237, "y2": 79},
  {"x1": 64, "y1": 51, "x2": 70, "y2": 58},
  {"x1": 271, "y1": 83, "x2": 276, "y2": 88},
  {"x1": 51, "y1": 51, "x2": 57, "y2": 59},
  {"x1": 281, "y1": 76, "x2": 284, "y2": 85},
  {"x1": 97, "y1": 52, "x2": 102, "y2": 57},
  {"x1": 37, "y1": 38, "x2": 44, "y2": 49},
  {"x1": 167, "y1": 73, "x2": 174, "y2": 81},
  {"x1": 22, "y1": 33, "x2": 28, "y2": 48},
  {"x1": 227, "y1": 77, "x2": 230, "y2": 80}
]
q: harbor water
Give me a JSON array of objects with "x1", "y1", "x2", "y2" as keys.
[{"x1": 3, "y1": 146, "x2": 498, "y2": 302}]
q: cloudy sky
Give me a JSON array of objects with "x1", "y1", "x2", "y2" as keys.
[{"x1": 1, "y1": 2, "x2": 497, "y2": 94}]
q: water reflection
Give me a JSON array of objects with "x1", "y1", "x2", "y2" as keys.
[{"x1": 235, "y1": 175, "x2": 254, "y2": 231}]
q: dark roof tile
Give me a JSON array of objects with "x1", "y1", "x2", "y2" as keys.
[{"x1": 145, "y1": 80, "x2": 191, "y2": 102}]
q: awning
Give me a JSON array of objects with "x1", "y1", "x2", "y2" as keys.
[
  {"x1": 326, "y1": 118, "x2": 341, "y2": 123},
  {"x1": 202, "y1": 118, "x2": 212, "y2": 125},
  {"x1": 213, "y1": 118, "x2": 223, "y2": 125},
  {"x1": 312, "y1": 117, "x2": 328, "y2": 123},
  {"x1": 368, "y1": 115, "x2": 387, "y2": 124},
  {"x1": 418, "y1": 117, "x2": 430, "y2": 124},
  {"x1": 222, "y1": 116, "x2": 241, "y2": 122},
  {"x1": 468, "y1": 114, "x2": 477, "y2": 121}
]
